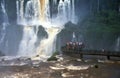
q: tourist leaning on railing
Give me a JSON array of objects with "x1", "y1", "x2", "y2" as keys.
[{"x1": 64, "y1": 42, "x2": 85, "y2": 52}]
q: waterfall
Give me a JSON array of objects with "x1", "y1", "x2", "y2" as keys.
[
  {"x1": 72, "y1": 32, "x2": 77, "y2": 42},
  {"x1": 0, "y1": 0, "x2": 9, "y2": 55},
  {"x1": 53, "y1": 0, "x2": 57, "y2": 5},
  {"x1": 57, "y1": 0, "x2": 76, "y2": 24},
  {"x1": 0, "y1": 0, "x2": 9, "y2": 45},
  {"x1": 16, "y1": 0, "x2": 19, "y2": 24},
  {"x1": 71, "y1": 0, "x2": 76, "y2": 23},
  {"x1": 18, "y1": 26, "x2": 38, "y2": 56},
  {"x1": 57, "y1": 0, "x2": 66, "y2": 24},
  {"x1": 34, "y1": 27, "x2": 61, "y2": 60},
  {"x1": 24, "y1": 0, "x2": 41, "y2": 25},
  {"x1": 115, "y1": 37, "x2": 120, "y2": 51},
  {"x1": 65, "y1": 0, "x2": 72, "y2": 21},
  {"x1": 16, "y1": 0, "x2": 77, "y2": 60},
  {"x1": 1, "y1": 0, "x2": 9, "y2": 25},
  {"x1": 16, "y1": 0, "x2": 77, "y2": 26},
  {"x1": 16, "y1": 0, "x2": 25, "y2": 25}
]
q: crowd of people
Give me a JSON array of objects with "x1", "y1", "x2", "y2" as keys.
[
  {"x1": 65, "y1": 42, "x2": 85, "y2": 51},
  {"x1": 62, "y1": 32, "x2": 85, "y2": 51}
]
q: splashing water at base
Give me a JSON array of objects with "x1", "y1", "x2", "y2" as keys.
[
  {"x1": 18, "y1": 26, "x2": 38, "y2": 56},
  {"x1": 32, "y1": 26, "x2": 62, "y2": 61},
  {"x1": 16, "y1": 0, "x2": 76, "y2": 60}
]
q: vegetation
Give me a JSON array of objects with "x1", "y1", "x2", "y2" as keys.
[
  {"x1": 94, "y1": 64, "x2": 99, "y2": 68},
  {"x1": 59, "y1": 9, "x2": 120, "y2": 50},
  {"x1": 81, "y1": 10, "x2": 120, "y2": 33},
  {"x1": 47, "y1": 51, "x2": 59, "y2": 61},
  {"x1": 79, "y1": 10, "x2": 120, "y2": 49}
]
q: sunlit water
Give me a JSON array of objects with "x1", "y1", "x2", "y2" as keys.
[{"x1": 16, "y1": 0, "x2": 77, "y2": 60}]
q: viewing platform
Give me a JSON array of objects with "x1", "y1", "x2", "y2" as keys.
[{"x1": 61, "y1": 46, "x2": 120, "y2": 60}]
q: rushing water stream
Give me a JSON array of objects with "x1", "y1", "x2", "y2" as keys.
[{"x1": 15, "y1": 0, "x2": 77, "y2": 60}]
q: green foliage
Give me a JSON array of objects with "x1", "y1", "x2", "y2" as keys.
[
  {"x1": 81, "y1": 10, "x2": 120, "y2": 35},
  {"x1": 47, "y1": 51, "x2": 59, "y2": 61},
  {"x1": 59, "y1": 10, "x2": 120, "y2": 50},
  {"x1": 94, "y1": 64, "x2": 99, "y2": 68},
  {"x1": 77, "y1": 10, "x2": 120, "y2": 50}
]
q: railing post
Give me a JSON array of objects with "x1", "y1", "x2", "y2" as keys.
[
  {"x1": 107, "y1": 56, "x2": 110, "y2": 60},
  {"x1": 80, "y1": 54, "x2": 83, "y2": 59}
]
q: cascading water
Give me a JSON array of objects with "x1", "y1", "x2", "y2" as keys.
[
  {"x1": 33, "y1": 27, "x2": 62, "y2": 60},
  {"x1": 56, "y1": 0, "x2": 76, "y2": 24},
  {"x1": 18, "y1": 26, "x2": 38, "y2": 56},
  {"x1": 71, "y1": 0, "x2": 75, "y2": 22},
  {"x1": 115, "y1": 37, "x2": 120, "y2": 51},
  {"x1": 16, "y1": 0, "x2": 24, "y2": 25},
  {"x1": 0, "y1": 0, "x2": 9, "y2": 44},
  {"x1": 72, "y1": 32, "x2": 77, "y2": 42},
  {"x1": 53, "y1": 0, "x2": 57, "y2": 5},
  {"x1": 16, "y1": 0, "x2": 77, "y2": 60},
  {"x1": 1, "y1": 0, "x2": 9, "y2": 25},
  {"x1": 0, "y1": 0, "x2": 9, "y2": 55}
]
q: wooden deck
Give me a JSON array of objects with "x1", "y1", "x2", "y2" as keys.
[{"x1": 61, "y1": 47, "x2": 120, "y2": 60}]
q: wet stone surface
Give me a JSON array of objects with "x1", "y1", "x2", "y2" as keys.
[{"x1": 0, "y1": 55, "x2": 120, "y2": 78}]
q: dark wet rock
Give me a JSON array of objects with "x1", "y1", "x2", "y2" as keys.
[{"x1": 0, "y1": 51, "x2": 5, "y2": 56}]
